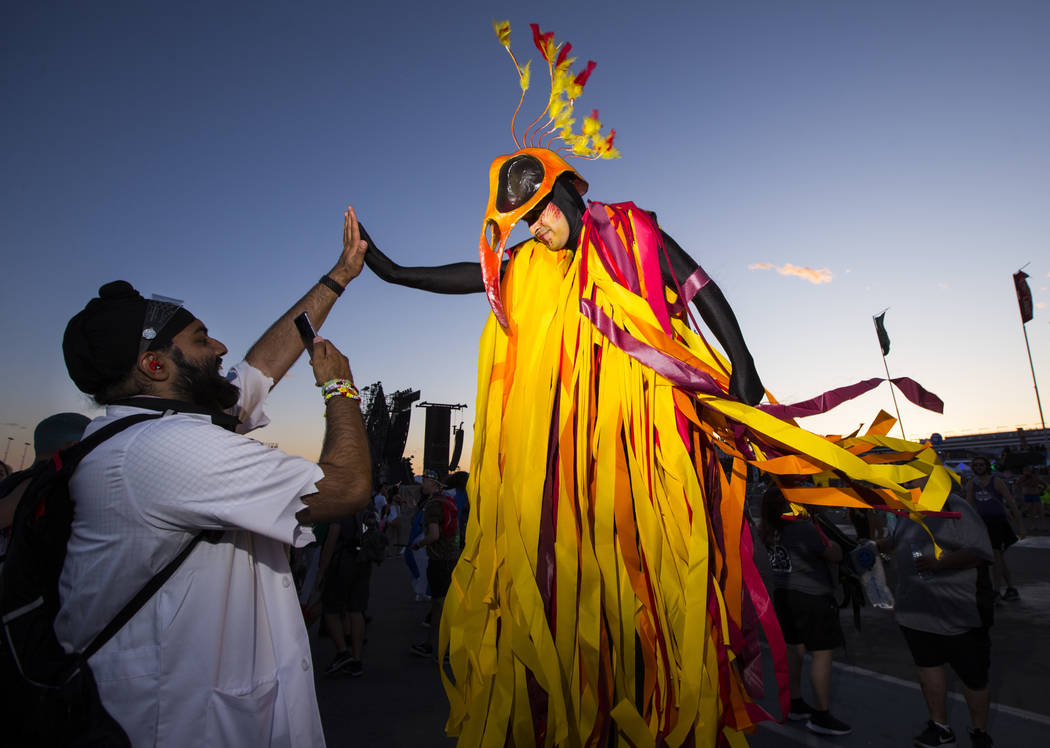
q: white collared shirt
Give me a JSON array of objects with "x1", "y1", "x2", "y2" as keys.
[{"x1": 55, "y1": 362, "x2": 326, "y2": 747}]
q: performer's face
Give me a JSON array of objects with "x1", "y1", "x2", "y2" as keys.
[{"x1": 527, "y1": 201, "x2": 570, "y2": 251}]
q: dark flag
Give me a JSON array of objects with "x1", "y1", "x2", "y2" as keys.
[
  {"x1": 1014, "y1": 270, "x2": 1033, "y2": 324},
  {"x1": 873, "y1": 311, "x2": 891, "y2": 356}
]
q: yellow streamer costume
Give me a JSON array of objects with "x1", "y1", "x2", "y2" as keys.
[
  {"x1": 439, "y1": 203, "x2": 951, "y2": 747},
  {"x1": 422, "y1": 21, "x2": 953, "y2": 748}
]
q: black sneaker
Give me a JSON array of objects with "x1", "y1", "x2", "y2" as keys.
[
  {"x1": 410, "y1": 642, "x2": 434, "y2": 658},
  {"x1": 346, "y1": 657, "x2": 364, "y2": 677},
  {"x1": 1002, "y1": 587, "x2": 1019, "y2": 601},
  {"x1": 788, "y1": 698, "x2": 814, "y2": 721},
  {"x1": 914, "y1": 720, "x2": 956, "y2": 747},
  {"x1": 806, "y1": 711, "x2": 852, "y2": 736},
  {"x1": 324, "y1": 650, "x2": 354, "y2": 676},
  {"x1": 968, "y1": 728, "x2": 993, "y2": 747}
]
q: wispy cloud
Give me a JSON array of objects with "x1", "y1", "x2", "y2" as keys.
[
  {"x1": 1038, "y1": 302, "x2": 1047, "y2": 309},
  {"x1": 748, "y1": 262, "x2": 833, "y2": 285}
]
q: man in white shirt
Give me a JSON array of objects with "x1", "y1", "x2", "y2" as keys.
[{"x1": 56, "y1": 207, "x2": 373, "y2": 747}]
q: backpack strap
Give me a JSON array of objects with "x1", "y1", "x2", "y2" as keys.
[
  {"x1": 55, "y1": 412, "x2": 166, "y2": 472},
  {"x1": 80, "y1": 530, "x2": 216, "y2": 661},
  {"x1": 58, "y1": 412, "x2": 218, "y2": 662}
]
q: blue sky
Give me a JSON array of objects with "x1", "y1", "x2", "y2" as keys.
[{"x1": 2, "y1": 1, "x2": 1048, "y2": 470}]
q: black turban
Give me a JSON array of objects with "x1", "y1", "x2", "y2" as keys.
[{"x1": 63, "y1": 280, "x2": 195, "y2": 395}]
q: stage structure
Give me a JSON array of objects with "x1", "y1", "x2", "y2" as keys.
[
  {"x1": 418, "y1": 401, "x2": 467, "y2": 477},
  {"x1": 360, "y1": 382, "x2": 421, "y2": 485}
]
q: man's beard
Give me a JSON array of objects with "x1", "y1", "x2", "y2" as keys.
[{"x1": 171, "y1": 348, "x2": 240, "y2": 411}]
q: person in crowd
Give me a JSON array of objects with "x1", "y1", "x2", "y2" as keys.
[
  {"x1": 409, "y1": 469, "x2": 460, "y2": 659},
  {"x1": 445, "y1": 470, "x2": 469, "y2": 549},
  {"x1": 381, "y1": 486, "x2": 402, "y2": 554},
  {"x1": 373, "y1": 483, "x2": 391, "y2": 516},
  {"x1": 400, "y1": 481, "x2": 430, "y2": 600},
  {"x1": 877, "y1": 492, "x2": 996, "y2": 748},
  {"x1": 965, "y1": 455, "x2": 1025, "y2": 600},
  {"x1": 1014, "y1": 465, "x2": 1046, "y2": 531},
  {"x1": 318, "y1": 504, "x2": 381, "y2": 677},
  {"x1": 55, "y1": 207, "x2": 373, "y2": 746},
  {"x1": 759, "y1": 485, "x2": 852, "y2": 736},
  {"x1": 1, "y1": 412, "x2": 91, "y2": 563},
  {"x1": 0, "y1": 461, "x2": 11, "y2": 481}
]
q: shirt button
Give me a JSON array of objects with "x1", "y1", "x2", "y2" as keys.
[
  {"x1": 282, "y1": 576, "x2": 291, "y2": 588},
  {"x1": 301, "y1": 658, "x2": 310, "y2": 671}
]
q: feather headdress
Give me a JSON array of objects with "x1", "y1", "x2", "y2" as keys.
[{"x1": 492, "y1": 20, "x2": 620, "y2": 160}]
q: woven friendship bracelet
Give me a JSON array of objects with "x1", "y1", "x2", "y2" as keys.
[
  {"x1": 321, "y1": 378, "x2": 360, "y2": 402},
  {"x1": 319, "y1": 274, "x2": 345, "y2": 297}
]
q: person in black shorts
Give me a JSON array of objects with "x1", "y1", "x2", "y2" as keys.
[
  {"x1": 760, "y1": 485, "x2": 851, "y2": 736},
  {"x1": 878, "y1": 492, "x2": 996, "y2": 748},
  {"x1": 318, "y1": 510, "x2": 375, "y2": 677},
  {"x1": 965, "y1": 455, "x2": 1025, "y2": 601}
]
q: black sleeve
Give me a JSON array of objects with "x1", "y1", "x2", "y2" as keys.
[
  {"x1": 359, "y1": 224, "x2": 508, "y2": 295},
  {"x1": 658, "y1": 229, "x2": 765, "y2": 406}
]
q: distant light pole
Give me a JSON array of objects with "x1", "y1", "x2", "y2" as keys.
[
  {"x1": 20, "y1": 442, "x2": 30, "y2": 470},
  {"x1": 3, "y1": 436, "x2": 12, "y2": 462}
]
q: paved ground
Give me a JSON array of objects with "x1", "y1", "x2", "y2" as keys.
[{"x1": 312, "y1": 531, "x2": 1050, "y2": 746}]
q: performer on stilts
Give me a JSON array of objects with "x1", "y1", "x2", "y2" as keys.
[{"x1": 362, "y1": 21, "x2": 952, "y2": 747}]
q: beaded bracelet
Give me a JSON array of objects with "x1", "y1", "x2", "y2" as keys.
[{"x1": 321, "y1": 378, "x2": 360, "y2": 402}]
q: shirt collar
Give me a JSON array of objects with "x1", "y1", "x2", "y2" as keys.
[{"x1": 109, "y1": 396, "x2": 240, "y2": 432}]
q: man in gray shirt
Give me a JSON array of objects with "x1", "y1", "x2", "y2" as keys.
[{"x1": 879, "y1": 493, "x2": 995, "y2": 748}]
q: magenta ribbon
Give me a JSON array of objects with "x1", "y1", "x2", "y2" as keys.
[
  {"x1": 759, "y1": 377, "x2": 945, "y2": 420},
  {"x1": 739, "y1": 525, "x2": 789, "y2": 724},
  {"x1": 587, "y1": 202, "x2": 640, "y2": 294},
  {"x1": 578, "y1": 299, "x2": 725, "y2": 397}
]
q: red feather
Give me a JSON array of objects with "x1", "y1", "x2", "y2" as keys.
[
  {"x1": 529, "y1": 23, "x2": 555, "y2": 60},
  {"x1": 556, "y1": 42, "x2": 572, "y2": 68},
  {"x1": 574, "y1": 61, "x2": 596, "y2": 87}
]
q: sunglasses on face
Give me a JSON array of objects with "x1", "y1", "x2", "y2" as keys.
[{"x1": 521, "y1": 194, "x2": 552, "y2": 226}]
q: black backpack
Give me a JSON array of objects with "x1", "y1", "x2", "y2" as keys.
[
  {"x1": 358, "y1": 507, "x2": 389, "y2": 564},
  {"x1": 0, "y1": 413, "x2": 212, "y2": 747}
]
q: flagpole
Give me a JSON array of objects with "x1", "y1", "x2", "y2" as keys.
[
  {"x1": 1020, "y1": 321, "x2": 1045, "y2": 429},
  {"x1": 880, "y1": 352, "x2": 906, "y2": 440},
  {"x1": 1014, "y1": 266, "x2": 1045, "y2": 429}
]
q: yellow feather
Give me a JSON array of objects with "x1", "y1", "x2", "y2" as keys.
[
  {"x1": 582, "y1": 116, "x2": 600, "y2": 137},
  {"x1": 519, "y1": 60, "x2": 531, "y2": 91},
  {"x1": 555, "y1": 112, "x2": 574, "y2": 130},
  {"x1": 492, "y1": 19, "x2": 511, "y2": 48}
]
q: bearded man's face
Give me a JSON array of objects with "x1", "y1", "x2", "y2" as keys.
[{"x1": 170, "y1": 346, "x2": 240, "y2": 410}]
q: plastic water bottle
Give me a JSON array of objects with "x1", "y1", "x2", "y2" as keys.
[{"x1": 851, "y1": 540, "x2": 894, "y2": 609}]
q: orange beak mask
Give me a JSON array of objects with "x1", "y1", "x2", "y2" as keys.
[{"x1": 478, "y1": 147, "x2": 587, "y2": 328}]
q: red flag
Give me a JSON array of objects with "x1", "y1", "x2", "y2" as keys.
[{"x1": 1013, "y1": 270, "x2": 1033, "y2": 324}]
